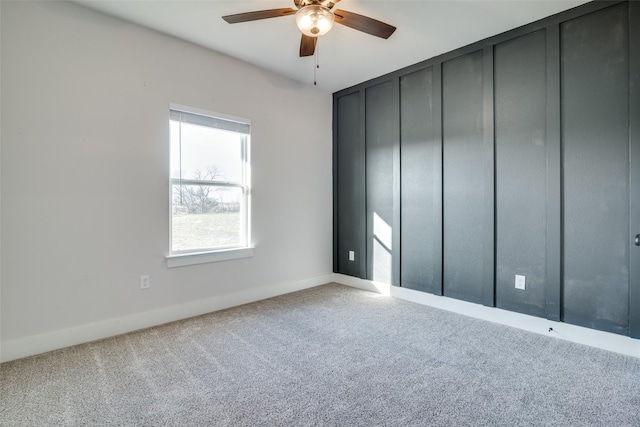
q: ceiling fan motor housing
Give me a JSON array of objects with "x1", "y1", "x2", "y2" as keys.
[{"x1": 296, "y1": 0, "x2": 334, "y2": 8}]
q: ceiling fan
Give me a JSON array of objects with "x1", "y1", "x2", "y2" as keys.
[{"x1": 222, "y1": 0, "x2": 396, "y2": 57}]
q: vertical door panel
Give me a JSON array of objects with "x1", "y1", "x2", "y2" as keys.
[
  {"x1": 366, "y1": 81, "x2": 395, "y2": 283},
  {"x1": 630, "y1": 0, "x2": 640, "y2": 338},
  {"x1": 442, "y1": 51, "x2": 485, "y2": 304},
  {"x1": 561, "y1": 3, "x2": 629, "y2": 334},
  {"x1": 336, "y1": 92, "x2": 365, "y2": 277},
  {"x1": 400, "y1": 67, "x2": 439, "y2": 293},
  {"x1": 494, "y1": 30, "x2": 547, "y2": 317}
]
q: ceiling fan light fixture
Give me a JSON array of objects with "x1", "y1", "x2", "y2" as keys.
[{"x1": 295, "y1": 5, "x2": 334, "y2": 37}]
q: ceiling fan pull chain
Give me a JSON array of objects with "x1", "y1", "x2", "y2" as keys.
[
  {"x1": 314, "y1": 42, "x2": 318, "y2": 85},
  {"x1": 313, "y1": 42, "x2": 321, "y2": 85}
]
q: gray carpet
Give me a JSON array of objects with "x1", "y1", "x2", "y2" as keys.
[{"x1": 1, "y1": 283, "x2": 640, "y2": 426}]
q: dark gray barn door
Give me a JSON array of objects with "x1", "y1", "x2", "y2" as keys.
[{"x1": 561, "y1": 3, "x2": 630, "y2": 335}]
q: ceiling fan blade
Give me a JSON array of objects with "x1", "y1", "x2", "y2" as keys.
[
  {"x1": 222, "y1": 8, "x2": 296, "y2": 24},
  {"x1": 299, "y1": 35, "x2": 317, "y2": 57},
  {"x1": 333, "y1": 9, "x2": 396, "y2": 39}
]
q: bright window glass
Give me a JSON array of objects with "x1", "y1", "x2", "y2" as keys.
[{"x1": 170, "y1": 107, "x2": 250, "y2": 254}]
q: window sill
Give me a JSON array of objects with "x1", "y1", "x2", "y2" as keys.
[{"x1": 166, "y1": 247, "x2": 254, "y2": 268}]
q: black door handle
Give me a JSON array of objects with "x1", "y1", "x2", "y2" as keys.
[{"x1": 636, "y1": 234, "x2": 640, "y2": 247}]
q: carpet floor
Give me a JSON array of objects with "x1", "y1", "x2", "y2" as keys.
[{"x1": 1, "y1": 283, "x2": 640, "y2": 426}]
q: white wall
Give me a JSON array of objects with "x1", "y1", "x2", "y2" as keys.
[{"x1": 0, "y1": 1, "x2": 333, "y2": 362}]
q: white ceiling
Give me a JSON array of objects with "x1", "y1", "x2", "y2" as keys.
[{"x1": 73, "y1": 0, "x2": 590, "y2": 93}]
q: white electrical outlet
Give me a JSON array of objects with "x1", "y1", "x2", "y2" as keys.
[
  {"x1": 348, "y1": 251, "x2": 355, "y2": 261},
  {"x1": 515, "y1": 275, "x2": 526, "y2": 290},
  {"x1": 140, "y1": 275, "x2": 150, "y2": 290}
]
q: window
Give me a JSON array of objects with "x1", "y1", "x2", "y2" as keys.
[{"x1": 168, "y1": 105, "x2": 251, "y2": 266}]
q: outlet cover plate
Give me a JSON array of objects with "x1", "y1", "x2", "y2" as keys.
[
  {"x1": 515, "y1": 275, "x2": 526, "y2": 290},
  {"x1": 140, "y1": 275, "x2": 150, "y2": 290}
]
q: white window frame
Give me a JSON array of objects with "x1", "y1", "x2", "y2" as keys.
[{"x1": 166, "y1": 104, "x2": 253, "y2": 268}]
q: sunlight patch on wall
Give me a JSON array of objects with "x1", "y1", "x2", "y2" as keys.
[{"x1": 372, "y1": 211, "x2": 392, "y2": 284}]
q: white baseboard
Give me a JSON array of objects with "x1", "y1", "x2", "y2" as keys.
[
  {"x1": 333, "y1": 273, "x2": 640, "y2": 359},
  {"x1": 1, "y1": 274, "x2": 333, "y2": 363},
  {"x1": 6, "y1": 273, "x2": 638, "y2": 363}
]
